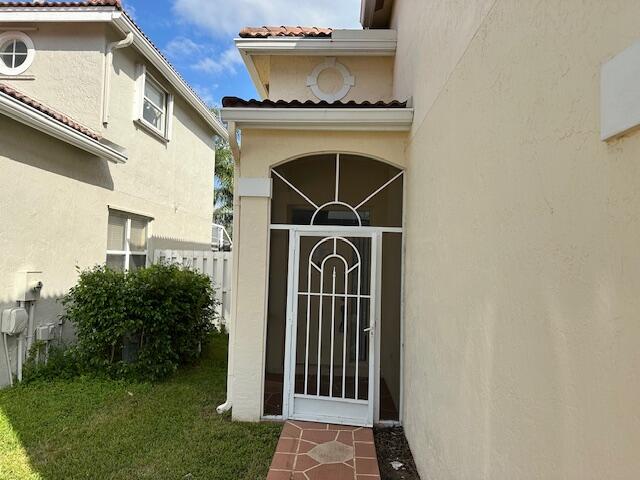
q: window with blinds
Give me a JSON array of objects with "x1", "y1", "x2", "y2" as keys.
[{"x1": 106, "y1": 211, "x2": 149, "y2": 271}]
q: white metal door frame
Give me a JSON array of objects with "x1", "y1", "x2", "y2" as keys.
[{"x1": 283, "y1": 227, "x2": 381, "y2": 426}]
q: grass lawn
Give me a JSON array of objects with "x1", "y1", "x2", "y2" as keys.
[{"x1": 0, "y1": 333, "x2": 281, "y2": 480}]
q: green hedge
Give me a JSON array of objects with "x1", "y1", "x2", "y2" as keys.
[{"x1": 59, "y1": 263, "x2": 217, "y2": 381}]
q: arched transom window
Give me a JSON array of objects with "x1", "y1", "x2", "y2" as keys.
[{"x1": 271, "y1": 153, "x2": 403, "y2": 228}]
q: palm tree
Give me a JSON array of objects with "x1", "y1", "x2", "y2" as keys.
[{"x1": 214, "y1": 136, "x2": 234, "y2": 233}]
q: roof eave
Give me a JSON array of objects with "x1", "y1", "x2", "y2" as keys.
[
  {"x1": 0, "y1": 89, "x2": 128, "y2": 163},
  {"x1": 234, "y1": 31, "x2": 396, "y2": 56},
  {"x1": 0, "y1": 5, "x2": 119, "y2": 22},
  {"x1": 360, "y1": 0, "x2": 394, "y2": 29},
  {"x1": 238, "y1": 47, "x2": 268, "y2": 100},
  {"x1": 220, "y1": 107, "x2": 414, "y2": 132}
]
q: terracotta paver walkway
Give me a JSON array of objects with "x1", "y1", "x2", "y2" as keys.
[{"x1": 267, "y1": 421, "x2": 380, "y2": 480}]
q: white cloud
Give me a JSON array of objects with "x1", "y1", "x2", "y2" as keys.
[
  {"x1": 164, "y1": 36, "x2": 203, "y2": 59},
  {"x1": 172, "y1": 0, "x2": 362, "y2": 38},
  {"x1": 121, "y1": 0, "x2": 137, "y2": 20},
  {"x1": 193, "y1": 47, "x2": 243, "y2": 75},
  {"x1": 193, "y1": 84, "x2": 219, "y2": 107}
]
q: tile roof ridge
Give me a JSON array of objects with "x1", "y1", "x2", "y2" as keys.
[{"x1": 238, "y1": 26, "x2": 333, "y2": 38}]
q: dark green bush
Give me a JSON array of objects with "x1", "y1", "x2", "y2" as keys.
[
  {"x1": 60, "y1": 263, "x2": 216, "y2": 381},
  {"x1": 22, "y1": 341, "x2": 81, "y2": 383}
]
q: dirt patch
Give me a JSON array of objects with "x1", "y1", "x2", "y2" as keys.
[{"x1": 374, "y1": 426, "x2": 421, "y2": 480}]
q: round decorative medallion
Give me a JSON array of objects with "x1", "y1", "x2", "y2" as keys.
[{"x1": 306, "y1": 57, "x2": 355, "y2": 102}]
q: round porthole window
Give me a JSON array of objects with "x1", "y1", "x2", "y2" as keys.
[
  {"x1": 306, "y1": 57, "x2": 355, "y2": 102},
  {"x1": 0, "y1": 32, "x2": 35, "y2": 76}
]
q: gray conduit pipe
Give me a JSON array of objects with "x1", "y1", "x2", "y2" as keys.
[
  {"x1": 2, "y1": 333, "x2": 12, "y2": 387},
  {"x1": 17, "y1": 301, "x2": 24, "y2": 382}
]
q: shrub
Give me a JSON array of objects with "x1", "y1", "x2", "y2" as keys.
[
  {"x1": 22, "y1": 341, "x2": 81, "y2": 383},
  {"x1": 61, "y1": 263, "x2": 217, "y2": 381}
]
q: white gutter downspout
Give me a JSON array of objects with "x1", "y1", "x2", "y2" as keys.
[
  {"x1": 217, "y1": 122, "x2": 240, "y2": 415},
  {"x1": 102, "y1": 32, "x2": 134, "y2": 125}
]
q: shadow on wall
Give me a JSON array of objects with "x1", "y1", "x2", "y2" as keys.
[
  {"x1": 1, "y1": 115, "x2": 115, "y2": 190},
  {"x1": 0, "y1": 293, "x2": 68, "y2": 389}
]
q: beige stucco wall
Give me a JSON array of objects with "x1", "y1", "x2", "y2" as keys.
[
  {"x1": 231, "y1": 129, "x2": 407, "y2": 421},
  {"x1": 267, "y1": 55, "x2": 395, "y2": 102},
  {"x1": 393, "y1": 0, "x2": 640, "y2": 478},
  {"x1": 1, "y1": 22, "x2": 107, "y2": 131},
  {"x1": 0, "y1": 23, "x2": 216, "y2": 387}
]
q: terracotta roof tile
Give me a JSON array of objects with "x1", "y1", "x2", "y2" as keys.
[
  {"x1": 222, "y1": 97, "x2": 408, "y2": 109},
  {"x1": 239, "y1": 26, "x2": 333, "y2": 38},
  {"x1": 0, "y1": 83, "x2": 102, "y2": 140}
]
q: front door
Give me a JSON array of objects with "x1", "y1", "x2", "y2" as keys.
[{"x1": 284, "y1": 230, "x2": 379, "y2": 426}]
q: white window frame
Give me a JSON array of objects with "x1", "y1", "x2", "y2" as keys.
[
  {"x1": 0, "y1": 31, "x2": 35, "y2": 76},
  {"x1": 134, "y1": 64, "x2": 174, "y2": 141},
  {"x1": 106, "y1": 211, "x2": 150, "y2": 271}
]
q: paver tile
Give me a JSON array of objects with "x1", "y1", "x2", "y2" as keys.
[
  {"x1": 336, "y1": 431, "x2": 354, "y2": 446},
  {"x1": 282, "y1": 422, "x2": 302, "y2": 439},
  {"x1": 271, "y1": 453, "x2": 296, "y2": 470},
  {"x1": 301, "y1": 429, "x2": 337, "y2": 444},
  {"x1": 267, "y1": 470, "x2": 293, "y2": 480},
  {"x1": 355, "y1": 457, "x2": 380, "y2": 475},
  {"x1": 353, "y1": 428, "x2": 374, "y2": 443},
  {"x1": 270, "y1": 422, "x2": 380, "y2": 480},
  {"x1": 277, "y1": 437, "x2": 299, "y2": 453},
  {"x1": 354, "y1": 441, "x2": 377, "y2": 458},
  {"x1": 298, "y1": 440, "x2": 316, "y2": 453},
  {"x1": 294, "y1": 453, "x2": 320, "y2": 472},
  {"x1": 306, "y1": 463, "x2": 355, "y2": 480}
]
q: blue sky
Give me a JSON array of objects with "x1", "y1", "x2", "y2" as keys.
[{"x1": 121, "y1": 0, "x2": 362, "y2": 107}]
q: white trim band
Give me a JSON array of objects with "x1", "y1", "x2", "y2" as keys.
[
  {"x1": 221, "y1": 107, "x2": 414, "y2": 132},
  {"x1": 0, "y1": 90, "x2": 127, "y2": 163},
  {"x1": 237, "y1": 177, "x2": 272, "y2": 197},
  {"x1": 235, "y1": 29, "x2": 397, "y2": 57}
]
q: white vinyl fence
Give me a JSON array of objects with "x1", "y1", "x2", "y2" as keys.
[{"x1": 152, "y1": 249, "x2": 232, "y2": 325}]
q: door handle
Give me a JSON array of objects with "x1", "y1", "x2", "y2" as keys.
[{"x1": 363, "y1": 327, "x2": 374, "y2": 336}]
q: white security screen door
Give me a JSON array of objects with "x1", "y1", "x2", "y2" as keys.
[
  {"x1": 285, "y1": 230, "x2": 378, "y2": 426},
  {"x1": 269, "y1": 153, "x2": 403, "y2": 424}
]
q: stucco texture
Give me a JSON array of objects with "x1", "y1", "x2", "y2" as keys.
[
  {"x1": 268, "y1": 55, "x2": 395, "y2": 103},
  {"x1": 230, "y1": 129, "x2": 407, "y2": 421},
  {"x1": 2, "y1": 23, "x2": 107, "y2": 131},
  {"x1": 393, "y1": 0, "x2": 640, "y2": 479},
  {"x1": 0, "y1": 23, "x2": 215, "y2": 387}
]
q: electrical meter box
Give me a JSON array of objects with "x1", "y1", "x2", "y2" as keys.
[
  {"x1": 15, "y1": 271, "x2": 43, "y2": 301},
  {"x1": 1, "y1": 308, "x2": 28, "y2": 335},
  {"x1": 36, "y1": 324, "x2": 56, "y2": 342}
]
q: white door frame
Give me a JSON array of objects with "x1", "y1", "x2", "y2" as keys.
[{"x1": 282, "y1": 227, "x2": 382, "y2": 426}]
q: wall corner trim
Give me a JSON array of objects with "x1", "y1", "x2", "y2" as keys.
[{"x1": 237, "y1": 177, "x2": 272, "y2": 198}]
